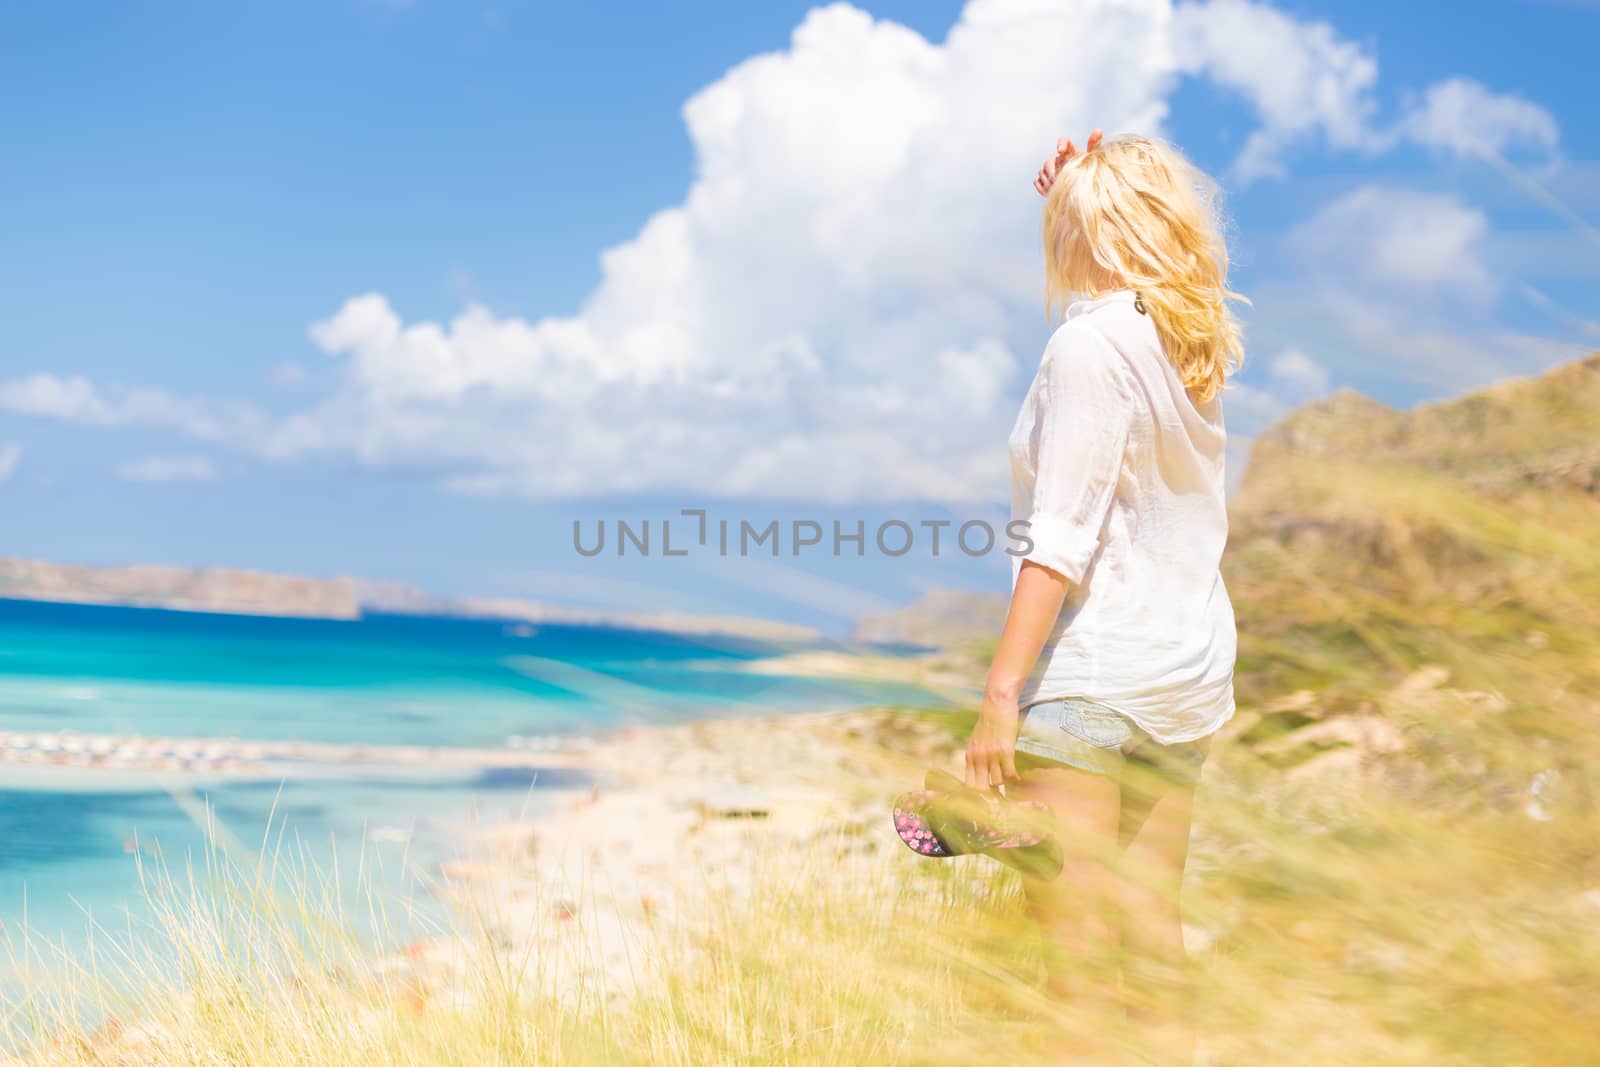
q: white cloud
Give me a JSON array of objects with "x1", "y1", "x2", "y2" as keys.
[
  {"x1": 116, "y1": 456, "x2": 219, "y2": 483},
  {"x1": 1288, "y1": 185, "x2": 1493, "y2": 294},
  {"x1": 1397, "y1": 78, "x2": 1560, "y2": 160},
  {"x1": 1245, "y1": 280, "x2": 1586, "y2": 400},
  {"x1": 0, "y1": 374, "x2": 114, "y2": 422},
  {"x1": 1247, "y1": 183, "x2": 1583, "y2": 404},
  {"x1": 1219, "y1": 349, "x2": 1332, "y2": 440},
  {"x1": 264, "y1": 0, "x2": 1395, "y2": 499},
  {"x1": 1269, "y1": 348, "x2": 1332, "y2": 402},
  {"x1": 0, "y1": 442, "x2": 21, "y2": 482},
  {"x1": 1173, "y1": 4, "x2": 1560, "y2": 181},
  {"x1": 1221, "y1": 381, "x2": 1291, "y2": 430},
  {"x1": 0, "y1": 373, "x2": 251, "y2": 441},
  {"x1": 255, "y1": 0, "x2": 1187, "y2": 501},
  {"x1": 0, "y1": 0, "x2": 1569, "y2": 502},
  {"x1": 1174, "y1": 0, "x2": 1381, "y2": 181}
]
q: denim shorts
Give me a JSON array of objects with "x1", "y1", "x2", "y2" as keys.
[{"x1": 1013, "y1": 697, "x2": 1213, "y2": 787}]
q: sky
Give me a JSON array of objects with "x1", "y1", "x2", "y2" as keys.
[{"x1": 1, "y1": 0, "x2": 1595, "y2": 635}]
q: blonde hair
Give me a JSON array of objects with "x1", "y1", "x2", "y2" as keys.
[{"x1": 1042, "y1": 134, "x2": 1247, "y2": 404}]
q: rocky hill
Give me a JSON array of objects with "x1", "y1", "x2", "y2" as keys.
[
  {"x1": 854, "y1": 352, "x2": 1600, "y2": 780},
  {"x1": 1223, "y1": 352, "x2": 1599, "y2": 700},
  {"x1": 1231, "y1": 352, "x2": 1600, "y2": 568},
  {"x1": 1241, "y1": 353, "x2": 1600, "y2": 496},
  {"x1": 1187, "y1": 353, "x2": 1599, "y2": 821}
]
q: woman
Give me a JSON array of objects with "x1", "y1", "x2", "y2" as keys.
[{"x1": 975, "y1": 130, "x2": 1244, "y2": 1041}]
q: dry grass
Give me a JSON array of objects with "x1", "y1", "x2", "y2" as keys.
[{"x1": 5, "y1": 454, "x2": 1599, "y2": 1065}]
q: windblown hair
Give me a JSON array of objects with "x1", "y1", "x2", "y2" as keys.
[{"x1": 1042, "y1": 134, "x2": 1247, "y2": 404}]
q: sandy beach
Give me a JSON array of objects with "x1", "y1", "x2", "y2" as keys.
[
  {"x1": 6, "y1": 704, "x2": 986, "y2": 1062},
  {"x1": 417, "y1": 706, "x2": 966, "y2": 1002}
]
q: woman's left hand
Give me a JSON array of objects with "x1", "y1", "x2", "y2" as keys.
[
  {"x1": 965, "y1": 695, "x2": 1021, "y2": 791},
  {"x1": 968, "y1": 560, "x2": 1070, "y2": 791}
]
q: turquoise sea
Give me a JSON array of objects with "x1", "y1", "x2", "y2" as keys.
[{"x1": 0, "y1": 598, "x2": 943, "y2": 959}]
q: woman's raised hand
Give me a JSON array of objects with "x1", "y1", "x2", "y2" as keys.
[{"x1": 1033, "y1": 128, "x2": 1103, "y2": 196}]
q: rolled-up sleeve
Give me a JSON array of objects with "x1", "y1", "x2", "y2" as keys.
[{"x1": 1020, "y1": 327, "x2": 1135, "y2": 584}]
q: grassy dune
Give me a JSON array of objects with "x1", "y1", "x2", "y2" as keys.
[{"x1": 6, "y1": 356, "x2": 1599, "y2": 1064}]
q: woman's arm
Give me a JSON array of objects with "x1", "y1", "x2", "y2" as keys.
[
  {"x1": 965, "y1": 559, "x2": 1071, "y2": 789},
  {"x1": 966, "y1": 320, "x2": 1135, "y2": 790}
]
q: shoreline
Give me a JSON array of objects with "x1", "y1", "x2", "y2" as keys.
[
  {"x1": 1, "y1": 684, "x2": 972, "y2": 1046},
  {"x1": 0, "y1": 644, "x2": 961, "y2": 788},
  {"x1": 0, "y1": 728, "x2": 593, "y2": 785},
  {"x1": 0, "y1": 704, "x2": 974, "y2": 1062}
]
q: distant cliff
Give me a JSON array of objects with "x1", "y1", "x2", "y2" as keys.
[
  {"x1": 0, "y1": 558, "x2": 820, "y2": 642},
  {"x1": 0, "y1": 558, "x2": 362, "y2": 619},
  {"x1": 851, "y1": 588, "x2": 1009, "y2": 649}
]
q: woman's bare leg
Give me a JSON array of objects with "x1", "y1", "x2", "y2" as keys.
[
  {"x1": 1112, "y1": 745, "x2": 1210, "y2": 1060},
  {"x1": 1009, "y1": 764, "x2": 1124, "y2": 1026}
]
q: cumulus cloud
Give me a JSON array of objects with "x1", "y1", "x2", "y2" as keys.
[
  {"x1": 1221, "y1": 381, "x2": 1291, "y2": 430},
  {"x1": 1255, "y1": 182, "x2": 1584, "y2": 398},
  {"x1": 259, "y1": 0, "x2": 1187, "y2": 501},
  {"x1": 1268, "y1": 348, "x2": 1332, "y2": 402},
  {"x1": 0, "y1": 373, "x2": 251, "y2": 441},
  {"x1": 1397, "y1": 78, "x2": 1560, "y2": 159},
  {"x1": 1288, "y1": 185, "x2": 1494, "y2": 294},
  {"x1": 0, "y1": 442, "x2": 21, "y2": 482},
  {"x1": 116, "y1": 456, "x2": 219, "y2": 483},
  {"x1": 258, "y1": 0, "x2": 1394, "y2": 500},
  {"x1": 1245, "y1": 279, "x2": 1585, "y2": 401},
  {"x1": 1173, "y1": 4, "x2": 1559, "y2": 180},
  {"x1": 1173, "y1": 0, "x2": 1381, "y2": 181},
  {"x1": 1220, "y1": 349, "x2": 1333, "y2": 441},
  {"x1": 0, "y1": 0, "x2": 1569, "y2": 502}
]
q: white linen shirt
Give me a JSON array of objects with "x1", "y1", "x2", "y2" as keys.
[{"x1": 1007, "y1": 289, "x2": 1237, "y2": 744}]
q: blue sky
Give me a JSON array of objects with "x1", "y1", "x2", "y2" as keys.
[{"x1": 1, "y1": 0, "x2": 1595, "y2": 634}]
